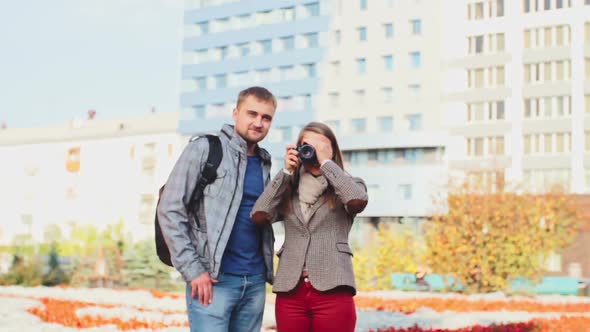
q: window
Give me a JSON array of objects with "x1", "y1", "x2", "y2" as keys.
[
  {"x1": 475, "y1": 35, "x2": 484, "y2": 53},
  {"x1": 398, "y1": 184, "x2": 412, "y2": 200},
  {"x1": 358, "y1": 27, "x2": 367, "y2": 41},
  {"x1": 281, "y1": 7, "x2": 295, "y2": 21},
  {"x1": 214, "y1": 46, "x2": 228, "y2": 60},
  {"x1": 303, "y1": 63, "x2": 316, "y2": 78},
  {"x1": 329, "y1": 92, "x2": 339, "y2": 107},
  {"x1": 497, "y1": 0, "x2": 504, "y2": 16},
  {"x1": 304, "y1": 2, "x2": 320, "y2": 17},
  {"x1": 325, "y1": 120, "x2": 340, "y2": 133},
  {"x1": 281, "y1": 36, "x2": 295, "y2": 51},
  {"x1": 360, "y1": 0, "x2": 368, "y2": 10},
  {"x1": 237, "y1": 42, "x2": 250, "y2": 57},
  {"x1": 474, "y1": 138, "x2": 484, "y2": 156},
  {"x1": 544, "y1": 0, "x2": 551, "y2": 10},
  {"x1": 381, "y1": 87, "x2": 393, "y2": 103},
  {"x1": 66, "y1": 147, "x2": 81, "y2": 173},
  {"x1": 556, "y1": 26, "x2": 565, "y2": 46},
  {"x1": 378, "y1": 116, "x2": 393, "y2": 132},
  {"x1": 214, "y1": 74, "x2": 227, "y2": 88},
  {"x1": 475, "y1": 2, "x2": 484, "y2": 18},
  {"x1": 279, "y1": 66, "x2": 295, "y2": 81},
  {"x1": 330, "y1": 61, "x2": 341, "y2": 76},
  {"x1": 333, "y1": 30, "x2": 341, "y2": 45},
  {"x1": 196, "y1": 49, "x2": 208, "y2": 63},
  {"x1": 304, "y1": 33, "x2": 319, "y2": 48},
  {"x1": 497, "y1": 33, "x2": 505, "y2": 51},
  {"x1": 383, "y1": 55, "x2": 394, "y2": 70},
  {"x1": 408, "y1": 84, "x2": 421, "y2": 97},
  {"x1": 406, "y1": 114, "x2": 422, "y2": 130},
  {"x1": 233, "y1": 71, "x2": 249, "y2": 86},
  {"x1": 356, "y1": 58, "x2": 367, "y2": 74},
  {"x1": 384, "y1": 23, "x2": 394, "y2": 38},
  {"x1": 410, "y1": 19, "x2": 422, "y2": 35},
  {"x1": 496, "y1": 66, "x2": 505, "y2": 86},
  {"x1": 197, "y1": 21, "x2": 209, "y2": 35},
  {"x1": 556, "y1": 0, "x2": 563, "y2": 8},
  {"x1": 194, "y1": 105, "x2": 206, "y2": 119},
  {"x1": 255, "y1": 68, "x2": 272, "y2": 83},
  {"x1": 354, "y1": 90, "x2": 366, "y2": 105},
  {"x1": 544, "y1": 134, "x2": 553, "y2": 153},
  {"x1": 259, "y1": 39, "x2": 272, "y2": 54},
  {"x1": 196, "y1": 77, "x2": 207, "y2": 90},
  {"x1": 524, "y1": 0, "x2": 531, "y2": 13},
  {"x1": 256, "y1": 10, "x2": 275, "y2": 25},
  {"x1": 556, "y1": 61, "x2": 564, "y2": 80},
  {"x1": 410, "y1": 51, "x2": 421, "y2": 68},
  {"x1": 237, "y1": 14, "x2": 252, "y2": 29},
  {"x1": 497, "y1": 101, "x2": 505, "y2": 119},
  {"x1": 351, "y1": 118, "x2": 367, "y2": 133}
]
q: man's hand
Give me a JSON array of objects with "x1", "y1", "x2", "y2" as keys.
[{"x1": 190, "y1": 272, "x2": 219, "y2": 306}]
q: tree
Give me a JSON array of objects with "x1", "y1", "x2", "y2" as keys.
[
  {"x1": 42, "y1": 245, "x2": 69, "y2": 286},
  {"x1": 121, "y1": 240, "x2": 175, "y2": 290},
  {"x1": 425, "y1": 184, "x2": 582, "y2": 293},
  {"x1": 353, "y1": 223, "x2": 426, "y2": 290}
]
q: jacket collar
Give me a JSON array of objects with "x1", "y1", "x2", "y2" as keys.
[{"x1": 220, "y1": 124, "x2": 271, "y2": 163}]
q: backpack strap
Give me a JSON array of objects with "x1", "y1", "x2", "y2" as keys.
[{"x1": 187, "y1": 135, "x2": 222, "y2": 222}]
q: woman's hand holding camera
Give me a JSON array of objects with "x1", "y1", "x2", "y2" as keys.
[
  {"x1": 284, "y1": 144, "x2": 299, "y2": 174},
  {"x1": 304, "y1": 135, "x2": 333, "y2": 165}
]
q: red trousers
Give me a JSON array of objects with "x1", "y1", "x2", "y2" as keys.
[{"x1": 275, "y1": 278, "x2": 356, "y2": 332}]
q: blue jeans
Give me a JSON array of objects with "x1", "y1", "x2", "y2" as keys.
[{"x1": 186, "y1": 273, "x2": 266, "y2": 332}]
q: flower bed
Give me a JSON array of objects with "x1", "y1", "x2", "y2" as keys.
[{"x1": 1, "y1": 286, "x2": 589, "y2": 331}]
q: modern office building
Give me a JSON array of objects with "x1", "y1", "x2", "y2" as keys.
[
  {"x1": 446, "y1": 0, "x2": 590, "y2": 194},
  {"x1": 179, "y1": 0, "x2": 452, "y2": 238}
]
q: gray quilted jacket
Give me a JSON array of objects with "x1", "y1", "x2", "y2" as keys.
[{"x1": 157, "y1": 124, "x2": 274, "y2": 284}]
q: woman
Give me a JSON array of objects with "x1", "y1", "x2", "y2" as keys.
[{"x1": 251, "y1": 122, "x2": 368, "y2": 332}]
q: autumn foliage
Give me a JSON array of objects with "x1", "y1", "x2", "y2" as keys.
[
  {"x1": 425, "y1": 186, "x2": 582, "y2": 293},
  {"x1": 354, "y1": 225, "x2": 425, "y2": 290}
]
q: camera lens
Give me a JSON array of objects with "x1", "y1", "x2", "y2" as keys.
[
  {"x1": 299, "y1": 145, "x2": 314, "y2": 159},
  {"x1": 297, "y1": 143, "x2": 318, "y2": 165}
]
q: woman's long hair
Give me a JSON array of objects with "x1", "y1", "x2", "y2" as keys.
[{"x1": 280, "y1": 122, "x2": 344, "y2": 213}]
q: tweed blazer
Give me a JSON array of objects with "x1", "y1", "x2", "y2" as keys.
[{"x1": 251, "y1": 161, "x2": 368, "y2": 294}]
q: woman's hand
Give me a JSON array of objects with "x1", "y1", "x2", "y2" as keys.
[
  {"x1": 304, "y1": 134, "x2": 333, "y2": 164},
  {"x1": 284, "y1": 144, "x2": 299, "y2": 173}
]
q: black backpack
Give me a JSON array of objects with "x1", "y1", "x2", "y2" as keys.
[{"x1": 155, "y1": 135, "x2": 222, "y2": 267}]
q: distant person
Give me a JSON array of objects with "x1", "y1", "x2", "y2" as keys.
[
  {"x1": 157, "y1": 87, "x2": 277, "y2": 332},
  {"x1": 251, "y1": 122, "x2": 368, "y2": 332},
  {"x1": 415, "y1": 266, "x2": 431, "y2": 292}
]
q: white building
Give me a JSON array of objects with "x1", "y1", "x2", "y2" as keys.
[
  {"x1": 446, "y1": 0, "x2": 590, "y2": 194},
  {"x1": 0, "y1": 112, "x2": 183, "y2": 245}
]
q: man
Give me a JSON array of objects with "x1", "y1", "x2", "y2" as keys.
[{"x1": 157, "y1": 86, "x2": 277, "y2": 331}]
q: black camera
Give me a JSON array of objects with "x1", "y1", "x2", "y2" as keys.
[{"x1": 297, "y1": 143, "x2": 318, "y2": 165}]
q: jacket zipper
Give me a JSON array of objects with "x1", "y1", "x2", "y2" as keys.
[{"x1": 212, "y1": 151, "x2": 241, "y2": 273}]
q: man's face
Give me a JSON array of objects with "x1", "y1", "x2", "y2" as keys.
[{"x1": 232, "y1": 95, "x2": 276, "y2": 145}]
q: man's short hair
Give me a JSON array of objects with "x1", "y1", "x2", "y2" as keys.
[{"x1": 236, "y1": 86, "x2": 277, "y2": 109}]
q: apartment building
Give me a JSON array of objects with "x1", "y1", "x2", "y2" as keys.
[
  {"x1": 0, "y1": 112, "x2": 182, "y2": 245},
  {"x1": 447, "y1": 0, "x2": 590, "y2": 194},
  {"x1": 179, "y1": 0, "x2": 451, "y2": 241}
]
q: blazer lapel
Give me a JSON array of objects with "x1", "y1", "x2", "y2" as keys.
[
  {"x1": 292, "y1": 195, "x2": 306, "y2": 226},
  {"x1": 306, "y1": 195, "x2": 330, "y2": 231}
]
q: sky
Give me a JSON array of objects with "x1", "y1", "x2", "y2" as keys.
[{"x1": 0, "y1": 0, "x2": 184, "y2": 128}]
